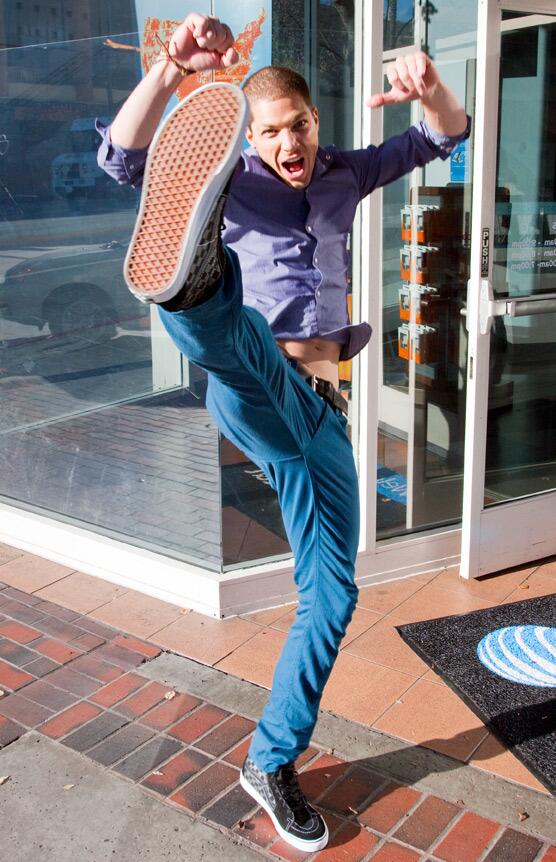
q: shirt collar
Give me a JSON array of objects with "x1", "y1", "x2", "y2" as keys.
[{"x1": 313, "y1": 146, "x2": 335, "y2": 178}]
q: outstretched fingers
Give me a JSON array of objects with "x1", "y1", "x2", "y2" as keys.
[
  {"x1": 367, "y1": 51, "x2": 433, "y2": 107},
  {"x1": 366, "y1": 62, "x2": 410, "y2": 108},
  {"x1": 390, "y1": 58, "x2": 413, "y2": 96},
  {"x1": 404, "y1": 53, "x2": 429, "y2": 96}
]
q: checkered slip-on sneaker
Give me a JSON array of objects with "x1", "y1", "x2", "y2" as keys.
[{"x1": 123, "y1": 82, "x2": 248, "y2": 306}]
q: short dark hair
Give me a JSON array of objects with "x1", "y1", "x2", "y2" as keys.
[{"x1": 242, "y1": 66, "x2": 313, "y2": 108}]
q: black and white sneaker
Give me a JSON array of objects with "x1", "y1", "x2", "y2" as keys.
[
  {"x1": 240, "y1": 757, "x2": 329, "y2": 853},
  {"x1": 123, "y1": 82, "x2": 248, "y2": 308}
]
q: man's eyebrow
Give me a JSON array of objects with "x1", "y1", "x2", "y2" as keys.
[{"x1": 261, "y1": 113, "x2": 308, "y2": 130}]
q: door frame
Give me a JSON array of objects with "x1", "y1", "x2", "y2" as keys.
[
  {"x1": 353, "y1": 0, "x2": 464, "y2": 582},
  {"x1": 461, "y1": 0, "x2": 556, "y2": 578}
]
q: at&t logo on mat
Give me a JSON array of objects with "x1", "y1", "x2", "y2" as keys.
[{"x1": 477, "y1": 625, "x2": 556, "y2": 687}]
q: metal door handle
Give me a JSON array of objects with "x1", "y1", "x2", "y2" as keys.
[{"x1": 478, "y1": 279, "x2": 556, "y2": 334}]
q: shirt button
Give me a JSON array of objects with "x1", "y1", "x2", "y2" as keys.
[
  {"x1": 307, "y1": 226, "x2": 312, "y2": 232},
  {"x1": 314, "y1": 257, "x2": 318, "y2": 264},
  {"x1": 325, "y1": 154, "x2": 331, "y2": 160}
]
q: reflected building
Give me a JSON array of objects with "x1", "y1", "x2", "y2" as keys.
[{"x1": 0, "y1": 1, "x2": 138, "y2": 203}]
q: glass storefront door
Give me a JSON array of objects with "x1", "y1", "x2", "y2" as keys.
[
  {"x1": 462, "y1": 0, "x2": 556, "y2": 577},
  {"x1": 376, "y1": 1, "x2": 477, "y2": 540}
]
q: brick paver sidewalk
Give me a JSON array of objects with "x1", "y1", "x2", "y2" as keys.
[{"x1": 0, "y1": 580, "x2": 554, "y2": 862}]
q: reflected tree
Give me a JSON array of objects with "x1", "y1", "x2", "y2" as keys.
[
  {"x1": 422, "y1": 1, "x2": 438, "y2": 58},
  {"x1": 384, "y1": 0, "x2": 414, "y2": 51}
]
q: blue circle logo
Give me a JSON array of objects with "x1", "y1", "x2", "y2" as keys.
[{"x1": 477, "y1": 625, "x2": 556, "y2": 687}]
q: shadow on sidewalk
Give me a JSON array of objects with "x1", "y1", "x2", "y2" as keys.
[{"x1": 294, "y1": 725, "x2": 540, "y2": 852}]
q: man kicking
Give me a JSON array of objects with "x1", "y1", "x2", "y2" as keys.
[{"x1": 97, "y1": 12, "x2": 469, "y2": 853}]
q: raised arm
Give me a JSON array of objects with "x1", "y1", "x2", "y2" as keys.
[
  {"x1": 109, "y1": 13, "x2": 237, "y2": 149},
  {"x1": 344, "y1": 52, "x2": 469, "y2": 198},
  {"x1": 367, "y1": 52, "x2": 467, "y2": 137}
]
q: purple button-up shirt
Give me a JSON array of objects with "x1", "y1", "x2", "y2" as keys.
[{"x1": 96, "y1": 115, "x2": 470, "y2": 360}]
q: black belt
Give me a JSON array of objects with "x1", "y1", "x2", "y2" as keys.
[
  {"x1": 311, "y1": 375, "x2": 349, "y2": 416},
  {"x1": 287, "y1": 359, "x2": 349, "y2": 416}
]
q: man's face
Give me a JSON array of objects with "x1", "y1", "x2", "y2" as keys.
[{"x1": 245, "y1": 94, "x2": 319, "y2": 189}]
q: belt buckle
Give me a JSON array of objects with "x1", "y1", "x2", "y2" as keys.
[
  {"x1": 295, "y1": 367, "x2": 348, "y2": 416},
  {"x1": 317, "y1": 377, "x2": 333, "y2": 401},
  {"x1": 313, "y1": 375, "x2": 348, "y2": 416}
]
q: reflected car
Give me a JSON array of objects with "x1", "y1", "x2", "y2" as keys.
[{"x1": 0, "y1": 240, "x2": 149, "y2": 340}]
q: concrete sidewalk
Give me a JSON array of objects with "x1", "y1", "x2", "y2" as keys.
[{"x1": 0, "y1": 732, "x2": 262, "y2": 862}]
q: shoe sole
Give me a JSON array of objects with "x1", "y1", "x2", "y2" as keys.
[
  {"x1": 123, "y1": 82, "x2": 248, "y2": 304},
  {"x1": 239, "y1": 771, "x2": 329, "y2": 853}
]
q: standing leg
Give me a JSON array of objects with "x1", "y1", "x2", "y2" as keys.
[{"x1": 246, "y1": 407, "x2": 360, "y2": 771}]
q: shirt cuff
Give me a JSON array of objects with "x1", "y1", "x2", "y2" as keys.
[
  {"x1": 417, "y1": 113, "x2": 472, "y2": 158},
  {"x1": 95, "y1": 119, "x2": 149, "y2": 184}
]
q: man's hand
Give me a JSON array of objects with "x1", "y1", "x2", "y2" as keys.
[
  {"x1": 169, "y1": 13, "x2": 238, "y2": 73},
  {"x1": 367, "y1": 51, "x2": 468, "y2": 137},
  {"x1": 109, "y1": 14, "x2": 238, "y2": 149},
  {"x1": 367, "y1": 52, "x2": 439, "y2": 108}
]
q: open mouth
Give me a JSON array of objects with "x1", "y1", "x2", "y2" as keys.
[{"x1": 282, "y1": 157, "x2": 305, "y2": 179}]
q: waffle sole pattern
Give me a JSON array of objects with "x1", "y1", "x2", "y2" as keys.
[{"x1": 123, "y1": 83, "x2": 248, "y2": 304}]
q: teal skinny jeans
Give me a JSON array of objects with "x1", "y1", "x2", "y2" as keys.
[{"x1": 159, "y1": 248, "x2": 360, "y2": 772}]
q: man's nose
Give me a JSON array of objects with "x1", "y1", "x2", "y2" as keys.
[{"x1": 280, "y1": 129, "x2": 297, "y2": 150}]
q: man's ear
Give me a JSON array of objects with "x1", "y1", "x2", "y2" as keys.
[
  {"x1": 245, "y1": 124, "x2": 254, "y2": 145},
  {"x1": 312, "y1": 106, "x2": 319, "y2": 128}
]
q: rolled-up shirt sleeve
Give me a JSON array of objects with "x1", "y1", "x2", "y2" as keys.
[
  {"x1": 95, "y1": 119, "x2": 148, "y2": 188},
  {"x1": 347, "y1": 113, "x2": 472, "y2": 199},
  {"x1": 417, "y1": 114, "x2": 472, "y2": 159}
]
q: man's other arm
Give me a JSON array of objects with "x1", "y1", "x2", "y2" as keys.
[
  {"x1": 346, "y1": 52, "x2": 470, "y2": 198},
  {"x1": 368, "y1": 52, "x2": 467, "y2": 136}
]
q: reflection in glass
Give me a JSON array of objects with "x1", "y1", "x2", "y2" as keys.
[
  {"x1": 0, "y1": 34, "x2": 148, "y2": 432},
  {"x1": 383, "y1": 0, "x2": 415, "y2": 52},
  {"x1": 0, "y1": 2, "x2": 358, "y2": 571},
  {"x1": 0, "y1": 24, "x2": 225, "y2": 568},
  {"x1": 485, "y1": 19, "x2": 556, "y2": 506},
  {"x1": 221, "y1": 0, "x2": 358, "y2": 566},
  {"x1": 272, "y1": 0, "x2": 355, "y2": 147},
  {"x1": 422, "y1": 0, "x2": 477, "y2": 60},
  {"x1": 378, "y1": 35, "x2": 475, "y2": 539}
]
